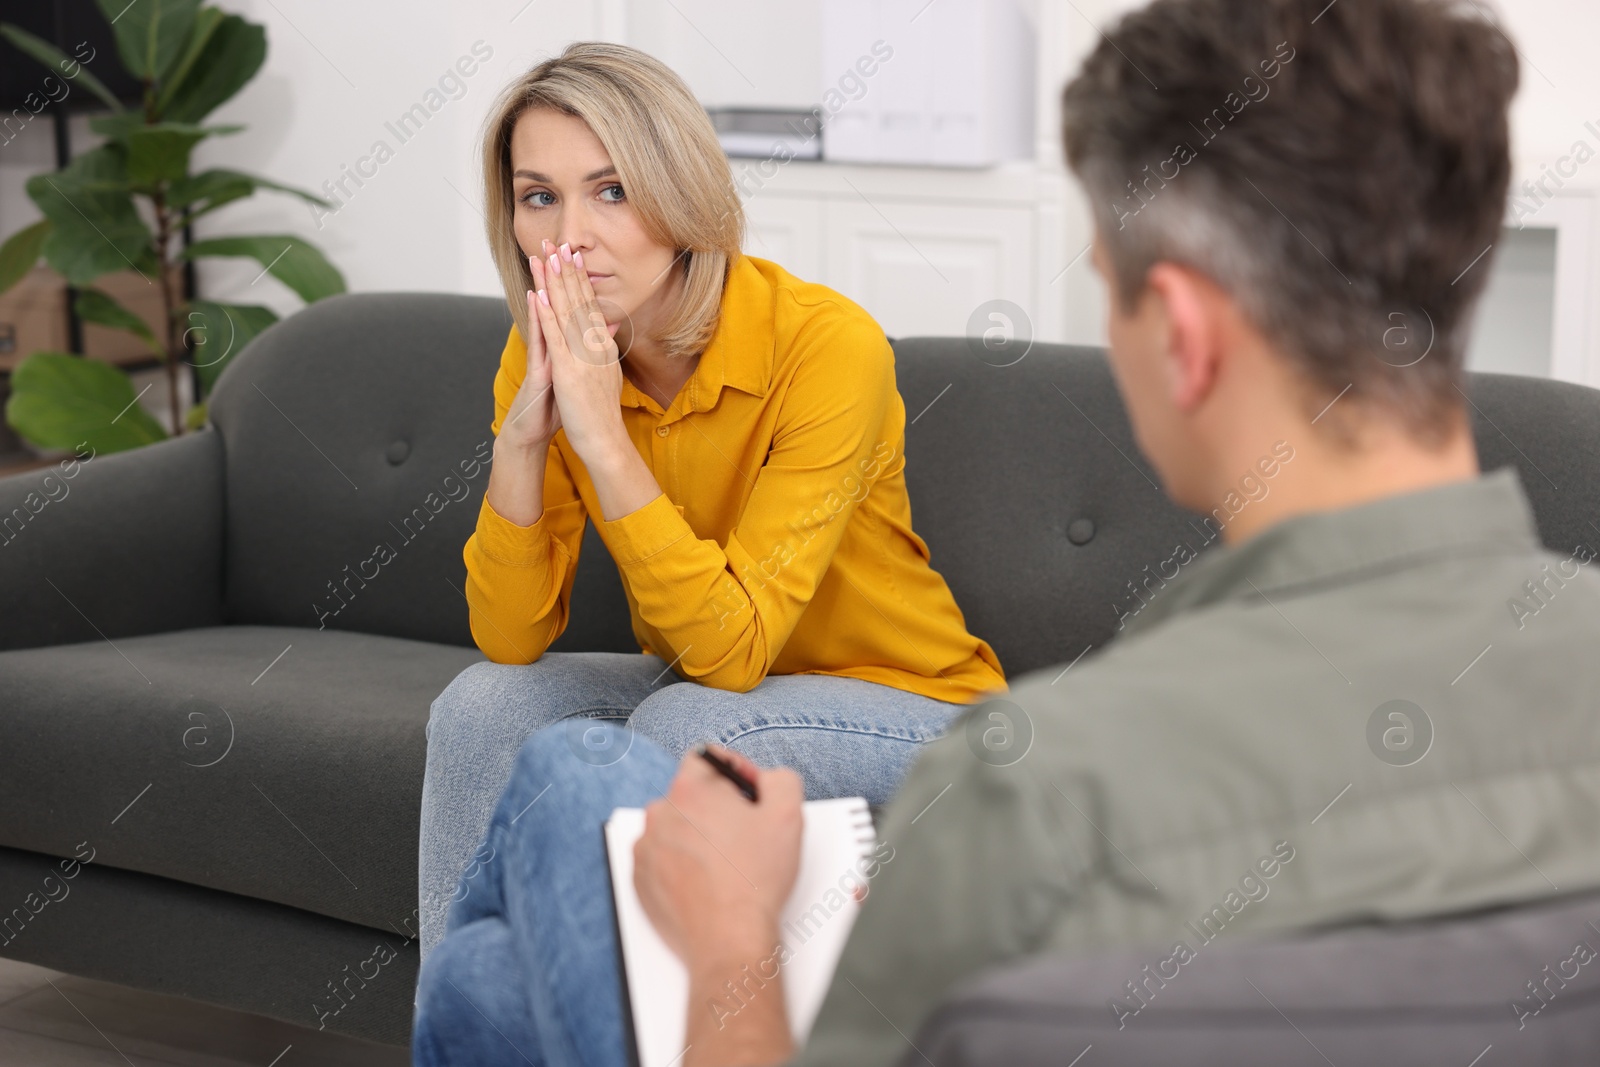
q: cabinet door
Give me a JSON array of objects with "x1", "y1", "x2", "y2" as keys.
[
  {"x1": 739, "y1": 194, "x2": 822, "y2": 280},
  {"x1": 823, "y1": 200, "x2": 1035, "y2": 340}
]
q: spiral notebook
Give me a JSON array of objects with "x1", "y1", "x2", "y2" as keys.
[{"x1": 603, "y1": 797, "x2": 876, "y2": 1067}]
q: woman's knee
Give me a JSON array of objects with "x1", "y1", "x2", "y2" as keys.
[
  {"x1": 625, "y1": 678, "x2": 967, "y2": 805},
  {"x1": 625, "y1": 684, "x2": 743, "y2": 757},
  {"x1": 427, "y1": 660, "x2": 517, "y2": 742},
  {"x1": 427, "y1": 653, "x2": 669, "y2": 746},
  {"x1": 426, "y1": 657, "x2": 586, "y2": 750}
]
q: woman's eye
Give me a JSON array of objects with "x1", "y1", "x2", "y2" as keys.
[
  {"x1": 600, "y1": 183, "x2": 625, "y2": 203},
  {"x1": 521, "y1": 190, "x2": 554, "y2": 208}
]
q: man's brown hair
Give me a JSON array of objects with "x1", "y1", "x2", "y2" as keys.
[{"x1": 1062, "y1": 0, "x2": 1520, "y2": 446}]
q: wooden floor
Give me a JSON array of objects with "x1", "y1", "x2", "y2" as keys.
[{"x1": 0, "y1": 956, "x2": 408, "y2": 1066}]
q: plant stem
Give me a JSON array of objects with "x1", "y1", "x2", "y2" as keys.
[
  {"x1": 143, "y1": 76, "x2": 185, "y2": 438},
  {"x1": 152, "y1": 192, "x2": 183, "y2": 437}
]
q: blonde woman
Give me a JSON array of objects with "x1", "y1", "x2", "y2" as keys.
[{"x1": 417, "y1": 42, "x2": 1007, "y2": 961}]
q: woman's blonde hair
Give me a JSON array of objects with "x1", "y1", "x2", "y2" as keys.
[{"x1": 481, "y1": 42, "x2": 745, "y2": 360}]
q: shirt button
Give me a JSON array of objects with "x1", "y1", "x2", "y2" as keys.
[{"x1": 656, "y1": 426, "x2": 670, "y2": 437}]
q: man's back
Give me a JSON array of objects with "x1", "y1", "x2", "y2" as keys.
[{"x1": 799, "y1": 468, "x2": 1600, "y2": 1064}]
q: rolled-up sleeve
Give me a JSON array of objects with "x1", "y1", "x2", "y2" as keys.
[
  {"x1": 463, "y1": 329, "x2": 588, "y2": 664},
  {"x1": 595, "y1": 313, "x2": 897, "y2": 693}
]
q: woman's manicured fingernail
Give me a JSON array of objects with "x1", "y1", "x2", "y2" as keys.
[
  {"x1": 549, "y1": 253, "x2": 561, "y2": 276},
  {"x1": 559, "y1": 242, "x2": 572, "y2": 261},
  {"x1": 539, "y1": 287, "x2": 550, "y2": 306},
  {"x1": 573, "y1": 250, "x2": 584, "y2": 269},
  {"x1": 527, "y1": 288, "x2": 534, "y2": 303}
]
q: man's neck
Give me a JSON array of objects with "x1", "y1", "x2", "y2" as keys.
[{"x1": 1216, "y1": 414, "x2": 1481, "y2": 546}]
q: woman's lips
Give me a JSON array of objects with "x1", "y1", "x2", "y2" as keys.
[{"x1": 586, "y1": 272, "x2": 611, "y2": 284}]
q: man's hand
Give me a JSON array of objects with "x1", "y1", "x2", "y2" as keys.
[
  {"x1": 633, "y1": 745, "x2": 804, "y2": 1067},
  {"x1": 635, "y1": 745, "x2": 803, "y2": 964}
]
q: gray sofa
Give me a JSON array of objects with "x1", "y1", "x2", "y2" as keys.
[{"x1": 2, "y1": 292, "x2": 1598, "y2": 1053}]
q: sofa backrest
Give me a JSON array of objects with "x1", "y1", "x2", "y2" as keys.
[
  {"x1": 904, "y1": 887, "x2": 1600, "y2": 1065},
  {"x1": 208, "y1": 292, "x2": 516, "y2": 647},
  {"x1": 205, "y1": 293, "x2": 1600, "y2": 676},
  {"x1": 887, "y1": 339, "x2": 1600, "y2": 676}
]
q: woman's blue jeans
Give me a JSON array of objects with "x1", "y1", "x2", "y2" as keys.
[{"x1": 417, "y1": 651, "x2": 970, "y2": 963}]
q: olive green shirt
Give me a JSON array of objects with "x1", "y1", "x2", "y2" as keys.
[{"x1": 795, "y1": 468, "x2": 1600, "y2": 1066}]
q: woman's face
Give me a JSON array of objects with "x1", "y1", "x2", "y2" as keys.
[{"x1": 508, "y1": 108, "x2": 681, "y2": 342}]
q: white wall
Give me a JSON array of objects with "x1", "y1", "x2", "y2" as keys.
[{"x1": 186, "y1": 0, "x2": 617, "y2": 318}]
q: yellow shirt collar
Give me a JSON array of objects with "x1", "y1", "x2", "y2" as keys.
[{"x1": 621, "y1": 253, "x2": 774, "y2": 414}]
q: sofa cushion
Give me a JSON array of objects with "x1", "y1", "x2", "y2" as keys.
[
  {"x1": 893, "y1": 337, "x2": 1202, "y2": 675},
  {"x1": 893, "y1": 342, "x2": 1600, "y2": 677},
  {"x1": 906, "y1": 890, "x2": 1600, "y2": 1065},
  {"x1": 0, "y1": 625, "x2": 483, "y2": 932},
  {"x1": 204, "y1": 292, "x2": 639, "y2": 659}
]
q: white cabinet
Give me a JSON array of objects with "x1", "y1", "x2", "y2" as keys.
[
  {"x1": 733, "y1": 157, "x2": 1060, "y2": 343},
  {"x1": 740, "y1": 196, "x2": 824, "y2": 279},
  {"x1": 822, "y1": 200, "x2": 1033, "y2": 339},
  {"x1": 819, "y1": 0, "x2": 1035, "y2": 167}
]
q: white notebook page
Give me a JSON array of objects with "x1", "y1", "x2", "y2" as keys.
[{"x1": 605, "y1": 797, "x2": 876, "y2": 1067}]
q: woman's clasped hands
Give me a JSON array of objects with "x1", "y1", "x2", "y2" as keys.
[{"x1": 502, "y1": 237, "x2": 627, "y2": 462}]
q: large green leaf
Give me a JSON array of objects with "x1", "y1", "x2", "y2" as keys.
[
  {"x1": 182, "y1": 235, "x2": 345, "y2": 303},
  {"x1": 88, "y1": 113, "x2": 241, "y2": 147},
  {"x1": 184, "y1": 299, "x2": 277, "y2": 393},
  {"x1": 131, "y1": 243, "x2": 164, "y2": 282},
  {"x1": 0, "y1": 23, "x2": 123, "y2": 111},
  {"x1": 151, "y1": 6, "x2": 223, "y2": 111},
  {"x1": 169, "y1": 170, "x2": 253, "y2": 219},
  {"x1": 94, "y1": 0, "x2": 201, "y2": 80},
  {"x1": 125, "y1": 123, "x2": 210, "y2": 187},
  {"x1": 161, "y1": 14, "x2": 265, "y2": 124},
  {"x1": 26, "y1": 147, "x2": 153, "y2": 286},
  {"x1": 6, "y1": 352, "x2": 168, "y2": 454},
  {"x1": 0, "y1": 219, "x2": 51, "y2": 296},
  {"x1": 169, "y1": 168, "x2": 332, "y2": 222},
  {"x1": 86, "y1": 112, "x2": 145, "y2": 144},
  {"x1": 75, "y1": 288, "x2": 162, "y2": 354}
]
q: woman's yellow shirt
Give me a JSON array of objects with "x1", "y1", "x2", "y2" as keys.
[{"x1": 463, "y1": 253, "x2": 1007, "y2": 703}]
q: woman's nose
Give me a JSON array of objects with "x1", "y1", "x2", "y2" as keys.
[{"x1": 557, "y1": 234, "x2": 592, "y2": 256}]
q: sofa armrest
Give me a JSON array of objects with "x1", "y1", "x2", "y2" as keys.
[{"x1": 0, "y1": 429, "x2": 225, "y2": 654}]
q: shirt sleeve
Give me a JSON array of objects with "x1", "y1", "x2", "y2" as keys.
[
  {"x1": 792, "y1": 707, "x2": 1093, "y2": 1067},
  {"x1": 592, "y1": 309, "x2": 897, "y2": 693},
  {"x1": 462, "y1": 327, "x2": 589, "y2": 664}
]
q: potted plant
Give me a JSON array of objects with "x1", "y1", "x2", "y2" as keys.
[{"x1": 0, "y1": 0, "x2": 343, "y2": 455}]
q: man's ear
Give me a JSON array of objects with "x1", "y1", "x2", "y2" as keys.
[{"x1": 1145, "y1": 262, "x2": 1222, "y2": 413}]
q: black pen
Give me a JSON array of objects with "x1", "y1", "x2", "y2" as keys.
[{"x1": 695, "y1": 743, "x2": 759, "y2": 802}]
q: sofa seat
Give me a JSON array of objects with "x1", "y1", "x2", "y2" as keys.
[{"x1": 0, "y1": 624, "x2": 484, "y2": 934}]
